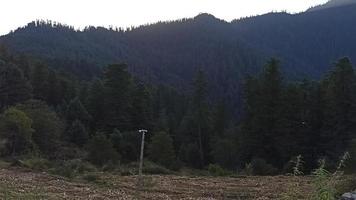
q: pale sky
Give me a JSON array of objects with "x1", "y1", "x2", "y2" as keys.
[{"x1": 0, "y1": 0, "x2": 328, "y2": 36}]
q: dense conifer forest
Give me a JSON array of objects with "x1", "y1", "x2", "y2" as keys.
[
  {"x1": 1, "y1": 1, "x2": 356, "y2": 177},
  {"x1": 1, "y1": 45, "x2": 356, "y2": 174}
]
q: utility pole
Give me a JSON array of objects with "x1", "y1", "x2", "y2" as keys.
[{"x1": 138, "y1": 129, "x2": 148, "y2": 188}]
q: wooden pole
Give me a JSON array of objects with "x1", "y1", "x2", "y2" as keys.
[{"x1": 138, "y1": 129, "x2": 147, "y2": 188}]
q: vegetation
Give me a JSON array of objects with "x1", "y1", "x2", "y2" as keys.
[
  {"x1": 1, "y1": 45, "x2": 356, "y2": 179},
  {"x1": 0, "y1": 3, "x2": 356, "y2": 198}
]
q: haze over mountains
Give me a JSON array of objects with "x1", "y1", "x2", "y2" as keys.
[
  {"x1": 308, "y1": 0, "x2": 356, "y2": 11},
  {"x1": 0, "y1": 0, "x2": 355, "y2": 113}
]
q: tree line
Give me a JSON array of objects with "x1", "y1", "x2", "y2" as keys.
[{"x1": 0, "y1": 47, "x2": 355, "y2": 174}]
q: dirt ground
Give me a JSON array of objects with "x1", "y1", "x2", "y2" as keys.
[{"x1": 0, "y1": 167, "x2": 313, "y2": 199}]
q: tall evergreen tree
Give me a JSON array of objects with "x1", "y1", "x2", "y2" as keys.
[
  {"x1": 87, "y1": 79, "x2": 105, "y2": 131},
  {"x1": 148, "y1": 131, "x2": 176, "y2": 169},
  {"x1": 320, "y1": 57, "x2": 356, "y2": 161},
  {"x1": 66, "y1": 97, "x2": 91, "y2": 124},
  {"x1": 191, "y1": 69, "x2": 211, "y2": 167},
  {"x1": 0, "y1": 62, "x2": 32, "y2": 110},
  {"x1": 131, "y1": 82, "x2": 153, "y2": 130},
  {"x1": 102, "y1": 64, "x2": 133, "y2": 131},
  {"x1": 240, "y1": 59, "x2": 284, "y2": 168},
  {"x1": 31, "y1": 63, "x2": 49, "y2": 100}
]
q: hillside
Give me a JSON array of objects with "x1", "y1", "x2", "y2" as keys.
[
  {"x1": 308, "y1": 0, "x2": 356, "y2": 11},
  {"x1": 1, "y1": 3, "x2": 356, "y2": 111}
]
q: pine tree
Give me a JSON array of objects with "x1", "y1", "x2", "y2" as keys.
[
  {"x1": 66, "y1": 97, "x2": 91, "y2": 124},
  {"x1": 148, "y1": 131, "x2": 175, "y2": 168},
  {"x1": 31, "y1": 62, "x2": 49, "y2": 100},
  {"x1": 46, "y1": 70, "x2": 60, "y2": 106},
  {"x1": 240, "y1": 59, "x2": 284, "y2": 168},
  {"x1": 0, "y1": 62, "x2": 32, "y2": 109},
  {"x1": 102, "y1": 64, "x2": 133, "y2": 131},
  {"x1": 191, "y1": 69, "x2": 211, "y2": 167},
  {"x1": 87, "y1": 79, "x2": 105, "y2": 131},
  {"x1": 131, "y1": 82, "x2": 153, "y2": 130},
  {"x1": 67, "y1": 120, "x2": 89, "y2": 147},
  {"x1": 320, "y1": 57, "x2": 356, "y2": 161}
]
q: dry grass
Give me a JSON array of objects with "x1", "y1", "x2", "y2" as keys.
[{"x1": 0, "y1": 167, "x2": 314, "y2": 199}]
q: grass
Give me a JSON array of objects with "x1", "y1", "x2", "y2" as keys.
[{"x1": 0, "y1": 183, "x2": 47, "y2": 200}]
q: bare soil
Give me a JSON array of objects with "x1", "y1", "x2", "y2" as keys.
[{"x1": 0, "y1": 168, "x2": 313, "y2": 199}]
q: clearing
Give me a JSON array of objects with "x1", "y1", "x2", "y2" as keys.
[{"x1": 0, "y1": 167, "x2": 313, "y2": 199}]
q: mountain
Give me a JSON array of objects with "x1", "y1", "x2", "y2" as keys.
[
  {"x1": 233, "y1": 4, "x2": 356, "y2": 78},
  {"x1": 1, "y1": 3, "x2": 356, "y2": 114},
  {"x1": 308, "y1": 0, "x2": 356, "y2": 11}
]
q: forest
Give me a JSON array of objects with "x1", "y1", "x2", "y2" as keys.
[{"x1": 1, "y1": 45, "x2": 355, "y2": 175}]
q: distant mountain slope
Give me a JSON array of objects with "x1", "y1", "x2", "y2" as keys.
[
  {"x1": 308, "y1": 0, "x2": 356, "y2": 11},
  {"x1": 233, "y1": 4, "x2": 356, "y2": 78},
  {"x1": 1, "y1": 3, "x2": 356, "y2": 113}
]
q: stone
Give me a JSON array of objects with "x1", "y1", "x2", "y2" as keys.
[{"x1": 341, "y1": 192, "x2": 356, "y2": 200}]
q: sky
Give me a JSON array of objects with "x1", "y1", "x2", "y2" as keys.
[{"x1": 0, "y1": 0, "x2": 328, "y2": 36}]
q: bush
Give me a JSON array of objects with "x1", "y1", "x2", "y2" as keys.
[
  {"x1": 207, "y1": 164, "x2": 230, "y2": 176},
  {"x1": 148, "y1": 131, "x2": 176, "y2": 169},
  {"x1": 20, "y1": 157, "x2": 52, "y2": 171},
  {"x1": 16, "y1": 100, "x2": 64, "y2": 157},
  {"x1": 250, "y1": 158, "x2": 278, "y2": 175},
  {"x1": 83, "y1": 173, "x2": 99, "y2": 183},
  {"x1": 49, "y1": 159, "x2": 96, "y2": 178},
  {"x1": 143, "y1": 161, "x2": 172, "y2": 175},
  {"x1": 87, "y1": 133, "x2": 119, "y2": 166}
]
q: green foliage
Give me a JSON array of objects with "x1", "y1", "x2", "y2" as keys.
[
  {"x1": 15, "y1": 100, "x2": 63, "y2": 156},
  {"x1": 211, "y1": 138, "x2": 238, "y2": 170},
  {"x1": 20, "y1": 157, "x2": 52, "y2": 171},
  {"x1": 66, "y1": 97, "x2": 91, "y2": 124},
  {"x1": 142, "y1": 161, "x2": 172, "y2": 175},
  {"x1": 249, "y1": 158, "x2": 278, "y2": 176},
  {"x1": 148, "y1": 131, "x2": 175, "y2": 169},
  {"x1": 67, "y1": 120, "x2": 89, "y2": 147},
  {"x1": 178, "y1": 143, "x2": 201, "y2": 168},
  {"x1": 0, "y1": 62, "x2": 32, "y2": 109},
  {"x1": 0, "y1": 107, "x2": 34, "y2": 156},
  {"x1": 87, "y1": 133, "x2": 119, "y2": 166},
  {"x1": 87, "y1": 79, "x2": 105, "y2": 130},
  {"x1": 311, "y1": 160, "x2": 336, "y2": 200},
  {"x1": 102, "y1": 64, "x2": 133, "y2": 131},
  {"x1": 311, "y1": 153, "x2": 350, "y2": 200},
  {"x1": 110, "y1": 130, "x2": 140, "y2": 163},
  {"x1": 207, "y1": 164, "x2": 230, "y2": 176},
  {"x1": 49, "y1": 159, "x2": 97, "y2": 178}
]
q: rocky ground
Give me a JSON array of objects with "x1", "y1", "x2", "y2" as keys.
[{"x1": 0, "y1": 167, "x2": 314, "y2": 199}]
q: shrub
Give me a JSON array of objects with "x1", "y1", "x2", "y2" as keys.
[
  {"x1": 211, "y1": 139, "x2": 238, "y2": 169},
  {"x1": 0, "y1": 107, "x2": 34, "y2": 156},
  {"x1": 143, "y1": 161, "x2": 172, "y2": 175},
  {"x1": 16, "y1": 100, "x2": 64, "y2": 157},
  {"x1": 250, "y1": 158, "x2": 278, "y2": 175},
  {"x1": 207, "y1": 164, "x2": 230, "y2": 176},
  {"x1": 87, "y1": 133, "x2": 119, "y2": 166},
  {"x1": 67, "y1": 120, "x2": 89, "y2": 147},
  {"x1": 83, "y1": 174, "x2": 99, "y2": 183},
  {"x1": 49, "y1": 159, "x2": 96, "y2": 178},
  {"x1": 148, "y1": 131, "x2": 176, "y2": 169},
  {"x1": 20, "y1": 157, "x2": 52, "y2": 171},
  {"x1": 310, "y1": 152, "x2": 350, "y2": 200}
]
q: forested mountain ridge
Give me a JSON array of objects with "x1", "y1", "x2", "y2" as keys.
[
  {"x1": 307, "y1": 0, "x2": 356, "y2": 11},
  {"x1": 1, "y1": 1, "x2": 356, "y2": 112},
  {"x1": 1, "y1": 0, "x2": 356, "y2": 176},
  {"x1": 233, "y1": 3, "x2": 356, "y2": 78}
]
